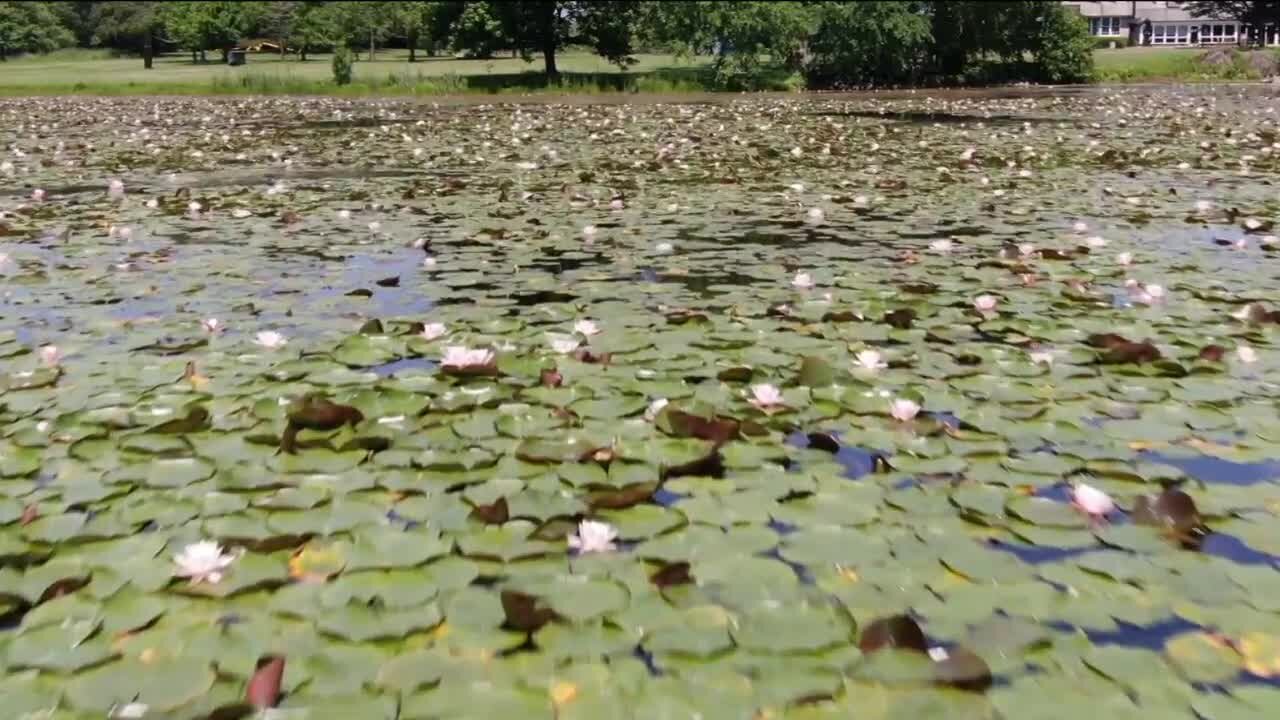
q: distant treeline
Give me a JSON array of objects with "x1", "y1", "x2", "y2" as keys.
[{"x1": 0, "y1": 1, "x2": 1096, "y2": 87}]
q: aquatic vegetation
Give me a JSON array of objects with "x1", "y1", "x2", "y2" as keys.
[{"x1": 0, "y1": 88, "x2": 1278, "y2": 717}]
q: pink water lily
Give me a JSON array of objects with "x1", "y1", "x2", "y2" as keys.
[
  {"x1": 889, "y1": 398, "x2": 920, "y2": 422},
  {"x1": 108, "y1": 178, "x2": 125, "y2": 201},
  {"x1": 973, "y1": 295, "x2": 998, "y2": 312},
  {"x1": 441, "y1": 346, "x2": 495, "y2": 369},
  {"x1": 38, "y1": 344, "x2": 62, "y2": 367},
  {"x1": 201, "y1": 318, "x2": 223, "y2": 334},
  {"x1": 1071, "y1": 482, "x2": 1115, "y2": 518},
  {"x1": 749, "y1": 384, "x2": 785, "y2": 411}
]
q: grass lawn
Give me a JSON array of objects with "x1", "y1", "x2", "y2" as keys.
[
  {"x1": 1092, "y1": 46, "x2": 1277, "y2": 82},
  {"x1": 0, "y1": 48, "x2": 717, "y2": 95}
]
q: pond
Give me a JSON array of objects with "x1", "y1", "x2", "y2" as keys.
[{"x1": 1, "y1": 86, "x2": 1279, "y2": 718}]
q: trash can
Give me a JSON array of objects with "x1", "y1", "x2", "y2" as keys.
[{"x1": 228, "y1": 49, "x2": 247, "y2": 66}]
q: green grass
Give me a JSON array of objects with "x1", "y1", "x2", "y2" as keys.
[
  {"x1": 0, "y1": 49, "x2": 722, "y2": 96},
  {"x1": 1092, "y1": 46, "x2": 1278, "y2": 82}
]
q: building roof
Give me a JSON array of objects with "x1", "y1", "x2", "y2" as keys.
[{"x1": 1062, "y1": 2, "x2": 1226, "y2": 22}]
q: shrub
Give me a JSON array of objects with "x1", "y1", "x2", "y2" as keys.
[
  {"x1": 803, "y1": 1, "x2": 932, "y2": 88},
  {"x1": 1091, "y1": 35, "x2": 1131, "y2": 50},
  {"x1": 1035, "y1": 4, "x2": 1095, "y2": 83},
  {"x1": 331, "y1": 44, "x2": 354, "y2": 86}
]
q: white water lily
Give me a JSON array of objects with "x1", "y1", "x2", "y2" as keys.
[
  {"x1": 889, "y1": 398, "x2": 921, "y2": 422},
  {"x1": 929, "y1": 239, "x2": 954, "y2": 253},
  {"x1": 1071, "y1": 482, "x2": 1115, "y2": 518},
  {"x1": 201, "y1": 318, "x2": 223, "y2": 333},
  {"x1": 644, "y1": 398, "x2": 669, "y2": 422},
  {"x1": 928, "y1": 647, "x2": 950, "y2": 662},
  {"x1": 854, "y1": 350, "x2": 888, "y2": 371},
  {"x1": 419, "y1": 322, "x2": 447, "y2": 341},
  {"x1": 31, "y1": 188, "x2": 46, "y2": 202},
  {"x1": 1237, "y1": 345, "x2": 1259, "y2": 364},
  {"x1": 254, "y1": 331, "x2": 287, "y2": 349},
  {"x1": 792, "y1": 272, "x2": 814, "y2": 289},
  {"x1": 568, "y1": 520, "x2": 618, "y2": 554},
  {"x1": 173, "y1": 541, "x2": 237, "y2": 584},
  {"x1": 108, "y1": 178, "x2": 125, "y2": 201},
  {"x1": 582, "y1": 225, "x2": 598, "y2": 241},
  {"x1": 548, "y1": 335, "x2": 581, "y2": 354},
  {"x1": 1072, "y1": 221, "x2": 1088, "y2": 233},
  {"x1": 1085, "y1": 235, "x2": 1107, "y2": 248},
  {"x1": 574, "y1": 319, "x2": 601, "y2": 336},
  {"x1": 749, "y1": 384, "x2": 785, "y2": 410},
  {"x1": 805, "y1": 207, "x2": 825, "y2": 224},
  {"x1": 1018, "y1": 243, "x2": 1036, "y2": 257},
  {"x1": 1028, "y1": 349, "x2": 1055, "y2": 365},
  {"x1": 441, "y1": 345, "x2": 494, "y2": 368},
  {"x1": 1116, "y1": 252, "x2": 1133, "y2": 266},
  {"x1": 38, "y1": 344, "x2": 62, "y2": 367},
  {"x1": 973, "y1": 295, "x2": 998, "y2": 312},
  {"x1": 655, "y1": 241, "x2": 675, "y2": 254}
]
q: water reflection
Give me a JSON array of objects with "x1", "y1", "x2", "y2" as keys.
[{"x1": 1143, "y1": 450, "x2": 1280, "y2": 486}]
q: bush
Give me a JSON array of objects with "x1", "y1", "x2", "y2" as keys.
[
  {"x1": 1035, "y1": 4, "x2": 1094, "y2": 83},
  {"x1": 803, "y1": 1, "x2": 932, "y2": 88},
  {"x1": 1091, "y1": 35, "x2": 1131, "y2": 50},
  {"x1": 331, "y1": 44, "x2": 353, "y2": 86}
]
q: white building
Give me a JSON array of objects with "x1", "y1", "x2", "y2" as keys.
[{"x1": 1063, "y1": 1, "x2": 1280, "y2": 46}]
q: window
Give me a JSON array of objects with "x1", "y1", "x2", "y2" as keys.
[
  {"x1": 1090, "y1": 16, "x2": 1123, "y2": 36},
  {"x1": 1152, "y1": 24, "x2": 1192, "y2": 45}
]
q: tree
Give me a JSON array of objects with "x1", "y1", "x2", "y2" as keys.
[
  {"x1": 451, "y1": 1, "x2": 644, "y2": 77},
  {"x1": 644, "y1": 2, "x2": 814, "y2": 87},
  {"x1": 53, "y1": 1, "x2": 98, "y2": 47},
  {"x1": 391, "y1": 1, "x2": 445, "y2": 61},
  {"x1": 90, "y1": 0, "x2": 164, "y2": 68},
  {"x1": 334, "y1": 1, "x2": 394, "y2": 60},
  {"x1": 0, "y1": 1, "x2": 73, "y2": 60},
  {"x1": 804, "y1": 2, "x2": 931, "y2": 88},
  {"x1": 292, "y1": 1, "x2": 340, "y2": 60},
  {"x1": 164, "y1": 1, "x2": 266, "y2": 63},
  {"x1": 1033, "y1": 2, "x2": 1093, "y2": 83}
]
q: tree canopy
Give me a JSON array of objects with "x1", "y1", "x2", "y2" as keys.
[{"x1": 13, "y1": 0, "x2": 1094, "y2": 86}]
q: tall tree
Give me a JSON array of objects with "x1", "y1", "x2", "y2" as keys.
[
  {"x1": 53, "y1": 1, "x2": 97, "y2": 47},
  {"x1": 391, "y1": 1, "x2": 445, "y2": 61},
  {"x1": 453, "y1": 1, "x2": 643, "y2": 77},
  {"x1": 804, "y1": 1, "x2": 931, "y2": 88},
  {"x1": 334, "y1": 1, "x2": 393, "y2": 60},
  {"x1": 292, "y1": 1, "x2": 340, "y2": 60},
  {"x1": 164, "y1": 1, "x2": 266, "y2": 63},
  {"x1": 644, "y1": 2, "x2": 814, "y2": 86},
  {"x1": 90, "y1": 0, "x2": 164, "y2": 68},
  {"x1": 0, "y1": 1, "x2": 73, "y2": 60}
]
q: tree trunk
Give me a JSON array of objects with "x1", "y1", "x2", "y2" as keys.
[
  {"x1": 143, "y1": 33, "x2": 153, "y2": 69},
  {"x1": 1, "y1": 46, "x2": 7, "y2": 62},
  {"x1": 408, "y1": 28, "x2": 417, "y2": 62},
  {"x1": 200, "y1": 49, "x2": 207, "y2": 62},
  {"x1": 220, "y1": 48, "x2": 229, "y2": 64},
  {"x1": 369, "y1": 29, "x2": 375, "y2": 61},
  {"x1": 192, "y1": 50, "x2": 198, "y2": 63},
  {"x1": 280, "y1": 37, "x2": 286, "y2": 58}
]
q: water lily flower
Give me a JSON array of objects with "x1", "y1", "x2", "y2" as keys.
[
  {"x1": 337, "y1": 209, "x2": 352, "y2": 220},
  {"x1": 1085, "y1": 235, "x2": 1107, "y2": 248},
  {"x1": 644, "y1": 398, "x2": 669, "y2": 422},
  {"x1": 201, "y1": 318, "x2": 223, "y2": 334},
  {"x1": 0, "y1": 160, "x2": 12, "y2": 175},
  {"x1": 749, "y1": 384, "x2": 785, "y2": 410},
  {"x1": 187, "y1": 201, "x2": 202, "y2": 219},
  {"x1": 0, "y1": 252, "x2": 11, "y2": 272},
  {"x1": 792, "y1": 272, "x2": 814, "y2": 289},
  {"x1": 889, "y1": 398, "x2": 921, "y2": 422},
  {"x1": 928, "y1": 647, "x2": 950, "y2": 662},
  {"x1": 973, "y1": 295, "x2": 998, "y2": 312},
  {"x1": 441, "y1": 345, "x2": 495, "y2": 369},
  {"x1": 854, "y1": 350, "x2": 887, "y2": 371},
  {"x1": 549, "y1": 335, "x2": 580, "y2": 354},
  {"x1": 254, "y1": 331, "x2": 288, "y2": 350},
  {"x1": 419, "y1": 322, "x2": 447, "y2": 341},
  {"x1": 609, "y1": 198, "x2": 625, "y2": 211},
  {"x1": 930, "y1": 239, "x2": 954, "y2": 253},
  {"x1": 1237, "y1": 345, "x2": 1258, "y2": 364},
  {"x1": 38, "y1": 345, "x2": 62, "y2": 367},
  {"x1": 1071, "y1": 482, "x2": 1115, "y2": 518},
  {"x1": 805, "y1": 207, "x2": 825, "y2": 223},
  {"x1": 788, "y1": 182, "x2": 805, "y2": 192},
  {"x1": 108, "y1": 225, "x2": 133, "y2": 240},
  {"x1": 173, "y1": 540, "x2": 237, "y2": 584},
  {"x1": 1126, "y1": 279, "x2": 1164, "y2": 306},
  {"x1": 1116, "y1": 252, "x2": 1133, "y2": 266},
  {"x1": 655, "y1": 241, "x2": 675, "y2": 254},
  {"x1": 108, "y1": 178, "x2": 125, "y2": 201},
  {"x1": 960, "y1": 147, "x2": 976, "y2": 161},
  {"x1": 574, "y1": 319, "x2": 600, "y2": 336},
  {"x1": 1072, "y1": 221, "x2": 1088, "y2": 233},
  {"x1": 31, "y1": 188, "x2": 45, "y2": 202},
  {"x1": 1018, "y1": 243, "x2": 1036, "y2": 257},
  {"x1": 582, "y1": 225, "x2": 598, "y2": 241},
  {"x1": 568, "y1": 520, "x2": 618, "y2": 554},
  {"x1": 1028, "y1": 349, "x2": 1055, "y2": 365}
]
